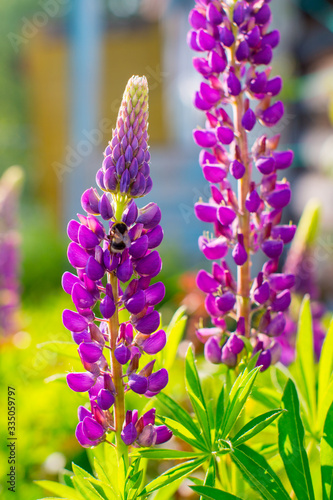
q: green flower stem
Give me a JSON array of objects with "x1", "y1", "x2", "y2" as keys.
[{"x1": 108, "y1": 271, "x2": 129, "y2": 471}]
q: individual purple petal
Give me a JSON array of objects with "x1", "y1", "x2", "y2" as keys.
[
  {"x1": 137, "y1": 424, "x2": 157, "y2": 447},
  {"x1": 253, "y1": 281, "x2": 270, "y2": 304},
  {"x1": 145, "y1": 282, "x2": 166, "y2": 306},
  {"x1": 230, "y1": 160, "x2": 245, "y2": 179},
  {"x1": 242, "y1": 108, "x2": 256, "y2": 131},
  {"x1": 137, "y1": 203, "x2": 161, "y2": 229},
  {"x1": 63, "y1": 309, "x2": 88, "y2": 332},
  {"x1": 128, "y1": 373, "x2": 148, "y2": 394},
  {"x1": 246, "y1": 26, "x2": 261, "y2": 48},
  {"x1": 236, "y1": 40, "x2": 249, "y2": 61},
  {"x1": 78, "y1": 224, "x2": 100, "y2": 250},
  {"x1": 130, "y1": 172, "x2": 146, "y2": 197},
  {"x1": 142, "y1": 408, "x2": 156, "y2": 426},
  {"x1": 266, "y1": 188, "x2": 291, "y2": 209},
  {"x1": 148, "y1": 368, "x2": 168, "y2": 393},
  {"x1": 155, "y1": 425, "x2": 172, "y2": 445},
  {"x1": 81, "y1": 188, "x2": 100, "y2": 215},
  {"x1": 121, "y1": 422, "x2": 137, "y2": 445},
  {"x1": 216, "y1": 292, "x2": 236, "y2": 313},
  {"x1": 251, "y1": 45, "x2": 273, "y2": 65},
  {"x1": 187, "y1": 30, "x2": 203, "y2": 52},
  {"x1": 266, "y1": 77, "x2": 282, "y2": 96},
  {"x1": 226, "y1": 72, "x2": 241, "y2": 96},
  {"x1": 209, "y1": 50, "x2": 227, "y2": 73},
  {"x1": 78, "y1": 342, "x2": 103, "y2": 363},
  {"x1": 147, "y1": 225, "x2": 163, "y2": 249},
  {"x1": 271, "y1": 290, "x2": 291, "y2": 312},
  {"x1": 196, "y1": 269, "x2": 219, "y2": 293},
  {"x1": 256, "y1": 157, "x2": 275, "y2": 175},
  {"x1": 256, "y1": 350, "x2": 271, "y2": 371},
  {"x1": 233, "y1": 1, "x2": 245, "y2": 25},
  {"x1": 117, "y1": 258, "x2": 133, "y2": 282},
  {"x1": 200, "y1": 82, "x2": 221, "y2": 104},
  {"x1": 82, "y1": 417, "x2": 105, "y2": 441},
  {"x1": 72, "y1": 282, "x2": 95, "y2": 310},
  {"x1": 221, "y1": 345, "x2": 237, "y2": 368},
  {"x1": 134, "y1": 310, "x2": 160, "y2": 335},
  {"x1": 207, "y1": 3, "x2": 222, "y2": 24},
  {"x1": 198, "y1": 236, "x2": 228, "y2": 260},
  {"x1": 249, "y1": 71, "x2": 267, "y2": 94},
  {"x1": 114, "y1": 344, "x2": 131, "y2": 364},
  {"x1": 99, "y1": 193, "x2": 113, "y2": 220},
  {"x1": 197, "y1": 29, "x2": 216, "y2": 51},
  {"x1": 75, "y1": 422, "x2": 96, "y2": 448},
  {"x1": 195, "y1": 202, "x2": 217, "y2": 223},
  {"x1": 135, "y1": 251, "x2": 162, "y2": 277},
  {"x1": 266, "y1": 312, "x2": 286, "y2": 337},
  {"x1": 271, "y1": 224, "x2": 296, "y2": 243},
  {"x1": 193, "y1": 57, "x2": 212, "y2": 76},
  {"x1": 122, "y1": 200, "x2": 138, "y2": 226},
  {"x1": 261, "y1": 101, "x2": 284, "y2": 127},
  {"x1": 141, "y1": 329, "x2": 167, "y2": 355},
  {"x1": 217, "y1": 126, "x2": 234, "y2": 145},
  {"x1": 245, "y1": 189, "x2": 261, "y2": 212},
  {"x1": 273, "y1": 150, "x2": 294, "y2": 170},
  {"x1": 129, "y1": 235, "x2": 148, "y2": 259},
  {"x1": 99, "y1": 291, "x2": 115, "y2": 316},
  {"x1": 204, "y1": 336, "x2": 222, "y2": 364},
  {"x1": 219, "y1": 26, "x2": 234, "y2": 47},
  {"x1": 72, "y1": 329, "x2": 91, "y2": 345},
  {"x1": 202, "y1": 164, "x2": 226, "y2": 183},
  {"x1": 78, "y1": 405, "x2": 92, "y2": 421},
  {"x1": 227, "y1": 334, "x2": 244, "y2": 355},
  {"x1": 125, "y1": 289, "x2": 146, "y2": 314},
  {"x1": 262, "y1": 30, "x2": 280, "y2": 49},
  {"x1": 217, "y1": 206, "x2": 236, "y2": 226},
  {"x1": 104, "y1": 166, "x2": 118, "y2": 191},
  {"x1": 188, "y1": 9, "x2": 206, "y2": 30},
  {"x1": 67, "y1": 371, "x2": 95, "y2": 392},
  {"x1": 255, "y1": 4, "x2": 271, "y2": 24},
  {"x1": 232, "y1": 240, "x2": 248, "y2": 266},
  {"x1": 261, "y1": 239, "x2": 284, "y2": 258},
  {"x1": 86, "y1": 256, "x2": 105, "y2": 281},
  {"x1": 193, "y1": 129, "x2": 217, "y2": 148},
  {"x1": 62, "y1": 272, "x2": 80, "y2": 294},
  {"x1": 269, "y1": 273, "x2": 295, "y2": 291},
  {"x1": 67, "y1": 220, "x2": 80, "y2": 243},
  {"x1": 196, "y1": 327, "x2": 223, "y2": 343},
  {"x1": 68, "y1": 242, "x2": 89, "y2": 269},
  {"x1": 97, "y1": 389, "x2": 115, "y2": 410}
]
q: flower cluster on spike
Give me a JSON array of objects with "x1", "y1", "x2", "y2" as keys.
[
  {"x1": 188, "y1": 0, "x2": 296, "y2": 370},
  {"x1": 62, "y1": 76, "x2": 171, "y2": 448}
]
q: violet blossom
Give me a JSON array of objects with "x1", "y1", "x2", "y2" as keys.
[
  {"x1": 189, "y1": 0, "x2": 295, "y2": 370},
  {"x1": 63, "y1": 76, "x2": 171, "y2": 451}
]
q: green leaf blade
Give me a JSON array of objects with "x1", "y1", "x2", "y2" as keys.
[
  {"x1": 321, "y1": 401, "x2": 333, "y2": 500},
  {"x1": 190, "y1": 485, "x2": 243, "y2": 500},
  {"x1": 232, "y1": 409, "x2": 285, "y2": 448},
  {"x1": 278, "y1": 379, "x2": 315, "y2": 500}
]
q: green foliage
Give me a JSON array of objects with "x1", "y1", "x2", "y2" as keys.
[{"x1": 321, "y1": 401, "x2": 333, "y2": 500}]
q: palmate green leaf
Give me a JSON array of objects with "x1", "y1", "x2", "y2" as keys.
[
  {"x1": 231, "y1": 445, "x2": 290, "y2": 500},
  {"x1": 321, "y1": 401, "x2": 333, "y2": 500},
  {"x1": 138, "y1": 456, "x2": 207, "y2": 497},
  {"x1": 278, "y1": 379, "x2": 315, "y2": 500},
  {"x1": 72, "y1": 463, "x2": 107, "y2": 500},
  {"x1": 220, "y1": 367, "x2": 260, "y2": 439},
  {"x1": 132, "y1": 448, "x2": 206, "y2": 460},
  {"x1": 157, "y1": 414, "x2": 209, "y2": 452},
  {"x1": 190, "y1": 485, "x2": 243, "y2": 500},
  {"x1": 185, "y1": 345, "x2": 211, "y2": 449},
  {"x1": 35, "y1": 480, "x2": 84, "y2": 500},
  {"x1": 156, "y1": 392, "x2": 205, "y2": 445},
  {"x1": 215, "y1": 384, "x2": 225, "y2": 433},
  {"x1": 318, "y1": 320, "x2": 333, "y2": 426},
  {"x1": 295, "y1": 296, "x2": 316, "y2": 423},
  {"x1": 232, "y1": 409, "x2": 285, "y2": 447},
  {"x1": 163, "y1": 306, "x2": 187, "y2": 371},
  {"x1": 91, "y1": 441, "x2": 122, "y2": 496},
  {"x1": 204, "y1": 456, "x2": 216, "y2": 488}
]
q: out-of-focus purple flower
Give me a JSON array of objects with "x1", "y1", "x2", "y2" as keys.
[
  {"x1": 189, "y1": 0, "x2": 295, "y2": 370},
  {"x1": 63, "y1": 76, "x2": 170, "y2": 449}
]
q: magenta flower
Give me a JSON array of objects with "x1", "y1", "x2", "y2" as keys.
[
  {"x1": 63, "y1": 76, "x2": 171, "y2": 451},
  {"x1": 189, "y1": 1, "x2": 295, "y2": 370}
]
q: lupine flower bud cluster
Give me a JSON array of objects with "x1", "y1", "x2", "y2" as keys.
[
  {"x1": 63, "y1": 76, "x2": 171, "y2": 448},
  {"x1": 188, "y1": 0, "x2": 295, "y2": 370},
  {"x1": 0, "y1": 166, "x2": 23, "y2": 338}
]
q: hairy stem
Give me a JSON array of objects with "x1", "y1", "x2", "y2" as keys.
[
  {"x1": 232, "y1": 73, "x2": 251, "y2": 337},
  {"x1": 108, "y1": 271, "x2": 129, "y2": 469}
]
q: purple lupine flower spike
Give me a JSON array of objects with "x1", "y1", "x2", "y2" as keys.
[
  {"x1": 63, "y1": 76, "x2": 171, "y2": 451},
  {"x1": 189, "y1": 1, "x2": 295, "y2": 370}
]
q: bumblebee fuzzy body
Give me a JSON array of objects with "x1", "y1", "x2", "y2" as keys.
[{"x1": 108, "y1": 222, "x2": 131, "y2": 253}]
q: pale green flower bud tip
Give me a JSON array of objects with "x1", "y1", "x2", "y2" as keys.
[{"x1": 124, "y1": 75, "x2": 149, "y2": 116}]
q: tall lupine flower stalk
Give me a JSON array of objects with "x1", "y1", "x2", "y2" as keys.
[
  {"x1": 0, "y1": 166, "x2": 24, "y2": 339},
  {"x1": 189, "y1": 0, "x2": 296, "y2": 370},
  {"x1": 63, "y1": 76, "x2": 171, "y2": 466}
]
